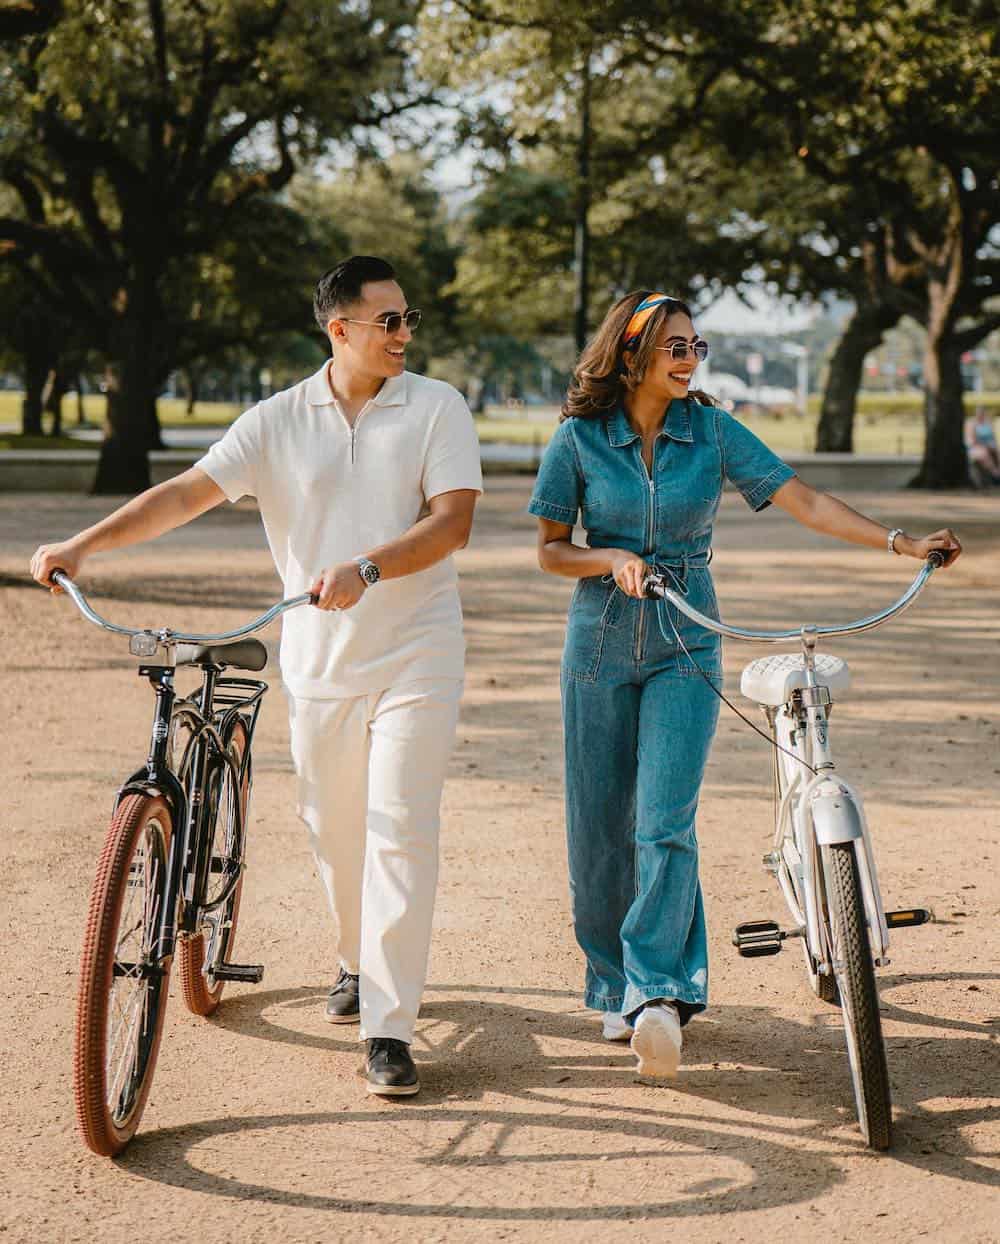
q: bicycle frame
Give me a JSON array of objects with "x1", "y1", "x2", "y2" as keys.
[
  {"x1": 50, "y1": 572, "x2": 311, "y2": 967},
  {"x1": 644, "y1": 553, "x2": 945, "y2": 974},
  {"x1": 114, "y1": 661, "x2": 265, "y2": 965},
  {"x1": 767, "y1": 678, "x2": 890, "y2": 989}
]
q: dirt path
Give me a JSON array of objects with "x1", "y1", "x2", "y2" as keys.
[{"x1": 2, "y1": 480, "x2": 999, "y2": 1242}]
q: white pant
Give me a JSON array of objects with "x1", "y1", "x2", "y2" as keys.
[{"x1": 287, "y1": 678, "x2": 462, "y2": 1042}]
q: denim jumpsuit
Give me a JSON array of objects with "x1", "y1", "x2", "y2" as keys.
[{"x1": 528, "y1": 399, "x2": 795, "y2": 1023}]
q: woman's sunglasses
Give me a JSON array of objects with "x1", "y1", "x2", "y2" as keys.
[
  {"x1": 341, "y1": 310, "x2": 422, "y2": 335},
  {"x1": 655, "y1": 339, "x2": 709, "y2": 362}
]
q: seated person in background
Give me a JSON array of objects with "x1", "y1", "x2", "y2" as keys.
[{"x1": 965, "y1": 407, "x2": 1000, "y2": 487}]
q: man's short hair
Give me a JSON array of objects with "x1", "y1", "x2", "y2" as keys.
[{"x1": 314, "y1": 256, "x2": 397, "y2": 332}]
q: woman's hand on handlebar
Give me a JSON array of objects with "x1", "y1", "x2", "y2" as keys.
[
  {"x1": 898, "y1": 529, "x2": 962, "y2": 568},
  {"x1": 30, "y1": 540, "x2": 86, "y2": 593},
  {"x1": 608, "y1": 549, "x2": 649, "y2": 598}
]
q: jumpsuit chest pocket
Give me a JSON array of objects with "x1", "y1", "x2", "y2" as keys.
[
  {"x1": 654, "y1": 441, "x2": 722, "y2": 537},
  {"x1": 562, "y1": 577, "x2": 627, "y2": 683}
]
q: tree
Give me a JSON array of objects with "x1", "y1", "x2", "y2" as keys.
[
  {"x1": 424, "y1": 3, "x2": 763, "y2": 363},
  {"x1": 0, "y1": 0, "x2": 423, "y2": 492},
  {"x1": 602, "y1": 0, "x2": 1000, "y2": 483},
  {"x1": 0, "y1": 0, "x2": 59, "y2": 40},
  {"x1": 292, "y1": 154, "x2": 462, "y2": 375}
]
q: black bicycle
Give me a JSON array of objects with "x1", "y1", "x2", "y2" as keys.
[{"x1": 52, "y1": 572, "x2": 311, "y2": 1156}]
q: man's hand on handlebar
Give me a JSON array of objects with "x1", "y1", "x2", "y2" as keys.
[{"x1": 310, "y1": 561, "x2": 367, "y2": 611}]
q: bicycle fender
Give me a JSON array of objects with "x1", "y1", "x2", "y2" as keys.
[{"x1": 809, "y1": 784, "x2": 863, "y2": 844}]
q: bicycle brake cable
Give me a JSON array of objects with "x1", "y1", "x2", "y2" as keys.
[{"x1": 653, "y1": 594, "x2": 819, "y2": 778}]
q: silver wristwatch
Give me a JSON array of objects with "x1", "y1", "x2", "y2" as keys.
[
  {"x1": 886, "y1": 528, "x2": 904, "y2": 554},
  {"x1": 354, "y1": 556, "x2": 381, "y2": 586}
]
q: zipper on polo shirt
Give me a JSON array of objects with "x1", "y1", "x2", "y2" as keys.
[{"x1": 343, "y1": 402, "x2": 372, "y2": 465}]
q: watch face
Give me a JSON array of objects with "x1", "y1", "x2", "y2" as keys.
[{"x1": 360, "y1": 561, "x2": 380, "y2": 585}]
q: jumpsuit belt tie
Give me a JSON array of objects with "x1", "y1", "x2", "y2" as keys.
[
  {"x1": 600, "y1": 549, "x2": 712, "y2": 593},
  {"x1": 645, "y1": 553, "x2": 713, "y2": 645},
  {"x1": 598, "y1": 552, "x2": 713, "y2": 644}
]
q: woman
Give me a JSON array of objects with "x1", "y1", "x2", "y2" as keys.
[{"x1": 529, "y1": 291, "x2": 961, "y2": 1078}]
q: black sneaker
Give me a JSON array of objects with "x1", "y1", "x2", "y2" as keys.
[
  {"x1": 325, "y1": 968, "x2": 360, "y2": 1024},
  {"x1": 363, "y1": 1038, "x2": 420, "y2": 1097}
]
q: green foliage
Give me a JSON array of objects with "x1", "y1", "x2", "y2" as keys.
[
  {"x1": 292, "y1": 155, "x2": 460, "y2": 370},
  {"x1": 0, "y1": 0, "x2": 424, "y2": 483}
]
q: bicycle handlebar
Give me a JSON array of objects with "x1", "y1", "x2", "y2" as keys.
[
  {"x1": 643, "y1": 551, "x2": 946, "y2": 644},
  {"x1": 51, "y1": 571, "x2": 314, "y2": 647}
]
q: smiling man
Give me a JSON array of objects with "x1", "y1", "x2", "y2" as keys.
[{"x1": 31, "y1": 255, "x2": 483, "y2": 1096}]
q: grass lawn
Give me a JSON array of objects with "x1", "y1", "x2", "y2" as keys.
[
  {"x1": 0, "y1": 389, "x2": 972, "y2": 456},
  {"x1": 0, "y1": 392, "x2": 241, "y2": 429},
  {"x1": 475, "y1": 408, "x2": 931, "y2": 454}
]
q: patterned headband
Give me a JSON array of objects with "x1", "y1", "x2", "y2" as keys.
[{"x1": 622, "y1": 293, "x2": 676, "y2": 351}]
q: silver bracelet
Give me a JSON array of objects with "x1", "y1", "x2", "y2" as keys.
[{"x1": 887, "y1": 527, "x2": 904, "y2": 554}]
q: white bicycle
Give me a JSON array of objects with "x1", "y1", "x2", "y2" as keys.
[{"x1": 645, "y1": 551, "x2": 946, "y2": 1151}]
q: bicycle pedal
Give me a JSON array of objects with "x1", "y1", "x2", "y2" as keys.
[
  {"x1": 885, "y1": 908, "x2": 933, "y2": 929},
  {"x1": 732, "y1": 920, "x2": 786, "y2": 957},
  {"x1": 212, "y1": 962, "x2": 264, "y2": 983}
]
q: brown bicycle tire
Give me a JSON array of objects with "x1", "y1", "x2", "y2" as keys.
[
  {"x1": 177, "y1": 720, "x2": 249, "y2": 1017},
  {"x1": 73, "y1": 793, "x2": 172, "y2": 1156}
]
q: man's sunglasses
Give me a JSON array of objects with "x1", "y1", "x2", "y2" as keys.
[
  {"x1": 341, "y1": 310, "x2": 422, "y2": 335},
  {"x1": 655, "y1": 339, "x2": 709, "y2": 362}
]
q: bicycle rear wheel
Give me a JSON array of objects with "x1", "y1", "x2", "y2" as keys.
[
  {"x1": 74, "y1": 794, "x2": 172, "y2": 1156},
  {"x1": 823, "y1": 841, "x2": 892, "y2": 1150},
  {"x1": 177, "y1": 720, "x2": 250, "y2": 1016}
]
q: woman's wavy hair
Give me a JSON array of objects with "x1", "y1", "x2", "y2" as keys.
[{"x1": 561, "y1": 289, "x2": 716, "y2": 421}]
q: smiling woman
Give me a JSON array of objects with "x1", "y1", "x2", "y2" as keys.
[
  {"x1": 528, "y1": 286, "x2": 961, "y2": 1084},
  {"x1": 563, "y1": 292, "x2": 717, "y2": 422}
]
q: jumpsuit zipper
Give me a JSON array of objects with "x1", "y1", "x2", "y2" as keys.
[{"x1": 634, "y1": 441, "x2": 656, "y2": 662}]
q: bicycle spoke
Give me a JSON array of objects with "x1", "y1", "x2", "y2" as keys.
[{"x1": 103, "y1": 830, "x2": 163, "y2": 1120}]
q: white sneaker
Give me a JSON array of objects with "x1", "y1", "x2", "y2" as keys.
[
  {"x1": 601, "y1": 1012, "x2": 634, "y2": 1042},
  {"x1": 630, "y1": 1001, "x2": 682, "y2": 1077}
]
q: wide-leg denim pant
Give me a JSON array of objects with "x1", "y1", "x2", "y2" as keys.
[{"x1": 560, "y1": 566, "x2": 721, "y2": 1024}]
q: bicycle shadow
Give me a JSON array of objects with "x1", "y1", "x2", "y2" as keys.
[{"x1": 119, "y1": 975, "x2": 1000, "y2": 1213}]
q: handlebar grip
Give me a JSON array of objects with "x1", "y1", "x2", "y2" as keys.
[
  {"x1": 926, "y1": 550, "x2": 948, "y2": 569},
  {"x1": 50, "y1": 568, "x2": 68, "y2": 586},
  {"x1": 308, "y1": 592, "x2": 319, "y2": 606}
]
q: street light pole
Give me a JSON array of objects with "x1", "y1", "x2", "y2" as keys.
[
  {"x1": 573, "y1": 52, "x2": 591, "y2": 354},
  {"x1": 781, "y1": 342, "x2": 809, "y2": 418}
]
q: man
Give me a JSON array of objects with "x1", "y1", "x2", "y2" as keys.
[{"x1": 31, "y1": 255, "x2": 483, "y2": 1096}]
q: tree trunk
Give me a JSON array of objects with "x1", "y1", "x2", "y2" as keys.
[
  {"x1": 183, "y1": 366, "x2": 201, "y2": 415},
  {"x1": 75, "y1": 375, "x2": 87, "y2": 426},
  {"x1": 816, "y1": 302, "x2": 900, "y2": 451},
  {"x1": 93, "y1": 316, "x2": 163, "y2": 494},
  {"x1": 20, "y1": 347, "x2": 47, "y2": 437},
  {"x1": 43, "y1": 365, "x2": 68, "y2": 437},
  {"x1": 910, "y1": 337, "x2": 969, "y2": 488}
]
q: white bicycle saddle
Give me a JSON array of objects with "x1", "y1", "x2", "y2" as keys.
[{"x1": 740, "y1": 652, "x2": 851, "y2": 707}]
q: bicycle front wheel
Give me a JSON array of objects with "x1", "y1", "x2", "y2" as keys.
[
  {"x1": 823, "y1": 841, "x2": 892, "y2": 1150},
  {"x1": 74, "y1": 794, "x2": 173, "y2": 1156},
  {"x1": 177, "y1": 720, "x2": 250, "y2": 1016}
]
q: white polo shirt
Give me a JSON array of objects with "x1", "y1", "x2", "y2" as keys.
[{"x1": 196, "y1": 365, "x2": 483, "y2": 699}]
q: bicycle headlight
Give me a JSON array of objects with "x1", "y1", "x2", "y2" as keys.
[{"x1": 129, "y1": 631, "x2": 159, "y2": 657}]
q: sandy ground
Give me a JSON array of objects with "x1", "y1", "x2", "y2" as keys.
[{"x1": 2, "y1": 478, "x2": 999, "y2": 1243}]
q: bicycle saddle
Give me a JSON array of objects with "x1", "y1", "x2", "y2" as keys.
[
  {"x1": 174, "y1": 639, "x2": 268, "y2": 671},
  {"x1": 740, "y1": 652, "x2": 850, "y2": 707}
]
